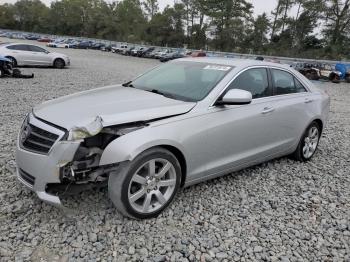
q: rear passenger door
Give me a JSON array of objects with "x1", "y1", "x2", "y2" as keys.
[{"x1": 267, "y1": 68, "x2": 313, "y2": 150}]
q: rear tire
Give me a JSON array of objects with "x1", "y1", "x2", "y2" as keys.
[
  {"x1": 108, "y1": 147, "x2": 181, "y2": 219},
  {"x1": 53, "y1": 58, "x2": 65, "y2": 69},
  {"x1": 292, "y1": 121, "x2": 321, "y2": 162},
  {"x1": 0, "y1": 68, "x2": 5, "y2": 78},
  {"x1": 329, "y1": 73, "x2": 340, "y2": 83}
]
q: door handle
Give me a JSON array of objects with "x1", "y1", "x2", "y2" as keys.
[
  {"x1": 261, "y1": 107, "x2": 275, "y2": 114},
  {"x1": 305, "y1": 98, "x2": 314, "y2": 104}
]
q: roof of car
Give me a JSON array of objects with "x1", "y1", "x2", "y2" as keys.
[{"x1": 176, "y1": 57, "x2": 292, "y2": 70}]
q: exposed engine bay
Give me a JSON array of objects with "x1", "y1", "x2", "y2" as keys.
[{"x1": 47, "y1": 122, "x2": 147, "y2": 195}]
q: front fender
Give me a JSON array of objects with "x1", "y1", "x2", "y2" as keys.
[{"x1": 99, "y1": 128, "x2": 187, "y2": 166}]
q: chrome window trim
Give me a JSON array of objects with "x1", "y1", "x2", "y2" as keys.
[{"x1": 209, "y1": 65, "x2": 311, "y2": 108}]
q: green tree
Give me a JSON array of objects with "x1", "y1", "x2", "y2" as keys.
[
  {"x1": 13, "y1": 0, "x2": 49, "y2": 32},
  {"x1": 203, "y1": 0, "x2": 253, "y2": 51},
  {"x1": 143, "y1": 0, "x2": 159, "y2": 20},
  {"x1": 0, "y1": 4, "x2": 16, "y2": 29},
  {"x1": 246, "y1": 13, "x2": 270, "y2": 53},
  {"x1": 323, "y1": 0, "x2": 350, "y2": 49}
]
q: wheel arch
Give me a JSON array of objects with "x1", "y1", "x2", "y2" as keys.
[
  {"x1": 53, "y1": 57, "x2": 65, "y2": 66},
  {"x1": 313, "y1": 118, "x2": 323, "y2": 134},
  {"x1": 5, "y1": 56, "x2": 17, "y2": 66},
  {"x1": 158, "y1": 145, "x2": 187, "y2": 187},
  {"x1": 100, "y1": 137, "x2": 188, "y2": 186}
]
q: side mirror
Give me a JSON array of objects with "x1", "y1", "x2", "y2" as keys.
[{"x1": 216, "y1": 89, "x2": 252, "y2": 106}]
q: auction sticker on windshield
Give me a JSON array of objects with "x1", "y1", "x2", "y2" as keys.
[{"x1": 203, "y1": 65, "x2": 232, "y2": 71}]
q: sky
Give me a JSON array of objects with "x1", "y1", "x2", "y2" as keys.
[{"x1": 1, "y1": 0, "x2": 279, "y2": 16}]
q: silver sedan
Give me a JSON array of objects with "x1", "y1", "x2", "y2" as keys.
[
  {"x1": 15, "y1": 58, "x2": 330, "y2": 219},
  {"x1": 0, "y1": 43, "x2": 70, "y2": 68}
]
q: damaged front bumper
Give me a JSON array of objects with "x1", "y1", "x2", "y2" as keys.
[{"x1": 15, "y1": 114, "x2": 81, "y2": 206}]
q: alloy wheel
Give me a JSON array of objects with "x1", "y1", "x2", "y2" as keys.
[
  {"x1": 303, "y1": 126, "x2": 319, "y2": 159},
  {"x1": 127, "y1": 158, "x2": 177, "y2": 214}
]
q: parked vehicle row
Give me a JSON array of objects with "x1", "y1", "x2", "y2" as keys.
[
  {"x1": 109, "y1": 44, "x2": 202, "y2": 62},
  {"x1": 290, "y1": 62, "x2": 350, "y2": 83},
  {"x1": 1, "y1": 30, "x2": 349, "y2": 82}
]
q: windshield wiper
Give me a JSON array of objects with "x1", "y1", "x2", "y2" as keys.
[
  {"x1": 122, "y1": 81, "x2": 134, "y2": 87},
  {"x1": 147, "y1": 89, "x2": 176, "y2": 99}
]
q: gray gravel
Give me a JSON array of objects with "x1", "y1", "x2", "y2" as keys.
[{"x1": 0, "y1": 37, "x2": 350, "y2": 261}]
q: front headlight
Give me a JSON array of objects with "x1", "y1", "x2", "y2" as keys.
[{"x1": 68, "y1": 116, "x2": 103, "y2": 141}]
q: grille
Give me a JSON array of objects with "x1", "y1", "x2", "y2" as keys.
[
  {"x1": 21, "y1": 123, "x2": 59, "y2": 154},
  {"x1": 18, "y1": 169, "x2": 35, "y2": 186}
]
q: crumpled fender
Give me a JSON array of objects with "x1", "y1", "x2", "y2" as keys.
[{"x1": 99, "y1": 127, "x2": 187, "y2": 166}]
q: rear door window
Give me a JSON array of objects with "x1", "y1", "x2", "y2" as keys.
[
  {"x1": 294, "y1": 78, "x2": 307, "y2": 93},
  {"x1": 271, "y1": 69, "x2": 304, "y2": 95}
]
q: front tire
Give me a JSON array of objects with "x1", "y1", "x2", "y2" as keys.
[
  {"x1": 53, "y1": 58, "x2": 65, "y2": 69},
  {"x1": 292, "y1": 121, "x2": 321, "y2": 162},
  {"x1": 108, "y1": 147, "x2": 181, "y2": 219}
]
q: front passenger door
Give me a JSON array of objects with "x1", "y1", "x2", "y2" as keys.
[
  {"x1": 204, "y1": 68, "x2": 284, "y2": 177},
  {"x1": 27, "y1": 45, "x2": 51, "y2": 66}
]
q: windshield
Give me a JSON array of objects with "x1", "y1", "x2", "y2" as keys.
[{"x1": 130, "y1": 62, "x2": 233, "y2": 102}]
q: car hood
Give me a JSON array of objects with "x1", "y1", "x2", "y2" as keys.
[{"x1": 33, "y1": 85, "x2": 196, "y2": 130}]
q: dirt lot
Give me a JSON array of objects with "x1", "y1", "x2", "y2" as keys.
[{"x1": 0, "y1": 38, "x2": 349, "y2": 261}]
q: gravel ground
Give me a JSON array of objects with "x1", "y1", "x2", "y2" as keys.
[{"x1": 0, "y1": 38, "x2": 350, "y2": 261}]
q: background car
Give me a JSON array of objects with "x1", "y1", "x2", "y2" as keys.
[
  {"x1": 160, "y1": 51, "x2": 186, "y2": 62},
  {"x1": 121, "y1": 46, "x2": 135, "y2": 56},
  {"x1": 154, "y1": 49, "x2": 172, "y2": 59},
  {"x1": 75, "y1": 41, "x2": 93, "y2": 49},
  {"x1": 37, "y1": 37, "x2": 52, "y2": 43},
  {"x1": 191, "y1": 50, "x2": 206, "y2": 57},
  {"x1": 112, "y1": 44, "x2": 128, "y2": 53},
  {"x1": 0, "y1": 43, "x2": 70, "y2": 68},
  {"x1": 91, "y1": 43, "x2": 105, "y2": 50},
  {"x1": 131, "y1": 46, "x2": 144, "y2": 56},
  {"x1": 25, "y1": 34, "x2": 40, "y2": 41},
  {"x1": 138, "y1": 47, "x2": 154, "y2": 57},
  {"x1": 101, "y1": 44, "x2": 115, "y2": 52},
  {"x1": 335, "y1": 63, "x2": 350, "y2": 83}
]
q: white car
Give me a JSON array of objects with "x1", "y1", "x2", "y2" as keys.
[
  {"x1": 0, "y1": 43, "x2": 70, "y2": 68},
  {"x1": 112, "y1": 44, "x2": 128, "y2": 53},
  {"x1": 47, "y1": 39, "x2": 73, "y2": 48}
]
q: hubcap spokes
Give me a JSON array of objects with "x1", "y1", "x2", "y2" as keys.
[
  {"x1": 128, "y1": 159, "x2": 176, "y2": 213},
  {"x1": 303, "y1": 127, "x2": 319, "y2": 159}
]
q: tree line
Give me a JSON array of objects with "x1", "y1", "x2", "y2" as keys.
[{"x1": 0, "y1": 0, "x2": 349, "y2": 59}]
